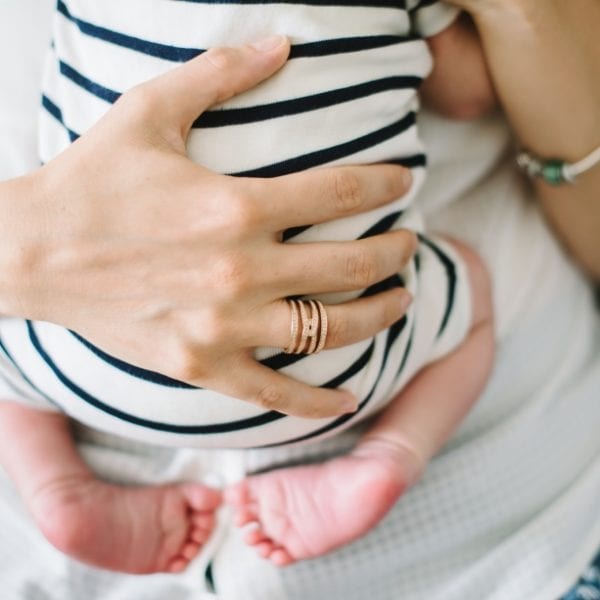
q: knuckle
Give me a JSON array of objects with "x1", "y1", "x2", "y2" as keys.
[
  {"x1": 345, "y1": 249, "x2": 376, "y2": 287},
  {"x1": 212, "y1": 254, "x2": 252, "y2": 298},
  {"x1": 168, "y1": 344, "x2": 202, "y2": 382},
  {"x1": 255, "y1": 384, "x2": 287, "y2": 412},
  {"x1": 203, "y1": 46, "x2": 237, "y2": 72},
  {"x1": 224, "y1": 192, "x2": 260, "y2": 235},
  {"x1": 302, "y1": 402, "x2": 327, "y2": 419},
  {"x1": 329, "y1": 170, "x2": 363, "y2": 214},
  {"x1": 119, "y1": 83, "x2": 160, "y2": 121}
]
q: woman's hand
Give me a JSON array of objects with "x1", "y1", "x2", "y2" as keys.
[{"x1": 0, "y1": 38, "x2": 416, "y2": 418}]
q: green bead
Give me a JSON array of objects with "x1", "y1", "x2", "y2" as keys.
[{"x1": 541, "y1": 159, "x2": 566, "y2": 186}]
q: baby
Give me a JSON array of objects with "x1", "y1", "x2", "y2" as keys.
[{"x1": 0, "y1": 0, "x2": 495, "y2": 574}]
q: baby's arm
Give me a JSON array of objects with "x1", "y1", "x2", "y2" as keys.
[
  {"x1": 356, "y1": 240, "x2": 494, "y2": 484},
  {"x1": 420, "y1": 13, "x2": 498, "y2": 120}
]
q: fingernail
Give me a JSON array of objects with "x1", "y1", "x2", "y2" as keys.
[
  {"x1": 402, "y1": 168, "x2": 413, "y2": 188},
  {"x1": 399, "y1": 292, "x2": 413, "y2": 312},
  {"x1": 250, "y1": 35, "x2": 287, "y2": 52},
  {"x1": 341, "y1": 394, "x2": 359, "y2": 414}
]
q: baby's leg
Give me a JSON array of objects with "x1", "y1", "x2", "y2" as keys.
[
  {"x1": 0, "y1": 401, "x2": 221, "y2": 574},
  {"x1": 226, "y1": 240, "x2": 494, "y2": 566}
]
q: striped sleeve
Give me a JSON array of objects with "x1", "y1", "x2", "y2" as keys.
[{"x1": 408, "y1": 0, "x2": 460, "y2": 38}]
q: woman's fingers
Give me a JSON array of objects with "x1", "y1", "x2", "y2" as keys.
[
  {"x1": 273, "y1": 229, "x2": 417, "y2": 296},
  {"x1": 240, "y1": 164, "x2": 412, "y2": 231},
  {"x1": 138, "y1": 37, "x2": 290, "y2": 134},
  {"x1": 206, "y1": 356, "x2": 358, "y2": 419},
  {"x1": 250, "y1": 289, "x2": 412, "y2": 350}
]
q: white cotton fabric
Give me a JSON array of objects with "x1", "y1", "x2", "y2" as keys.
[{"x1": 0, "y1": 2, "x2": 599, "y2": 600}]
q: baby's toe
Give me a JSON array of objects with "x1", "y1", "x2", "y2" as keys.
[
  {"x1": 181, "y1": 541, "x2": 201, "y2": 561},
  {"x1": 192, "y1": 512, "x2": 216, "y2": 531},
  {"x1": 190, "y1": 525, "x2": 212, "y2": 544},
  {"x1": 256, "y1": 540, "x2": 277, "y2": 559},
  {"x1": 166, "y1": 557, "x2": 189, "y2": 573},
  {"x1": 182, "y1": 484, "x2": 222, "y2": 511},
  {"x1": 270, "y1": 548, "x2": 294, "y2": 567},
  {"x1": 244, "y1": 526, "x2": 271, "y2": 546}
]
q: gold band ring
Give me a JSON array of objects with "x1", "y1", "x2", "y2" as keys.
[{"x1": 283, "y1": 299, "x2": 328, "y2": 355}]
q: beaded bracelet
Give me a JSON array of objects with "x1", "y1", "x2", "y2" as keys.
[{"x1": 516, "y1": 144, "x2": 600, "y2": 186}]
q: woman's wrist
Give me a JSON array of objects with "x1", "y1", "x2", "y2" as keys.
[{"x1": 462, "y1": 0, "x2": 600, "y2": 280}]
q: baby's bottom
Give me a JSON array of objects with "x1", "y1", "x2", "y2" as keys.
[
  {"x1": 0, "y1": 402, "x2": 221, "y2": 574},
  {"x1": 225, "y1": 239, "x2": 494, "y2": 565}
]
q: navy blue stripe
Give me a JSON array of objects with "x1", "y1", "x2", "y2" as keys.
[
  {"x1": 233, "y1": 111, "x2": 417, "y2": 178},
  {"x1": 322, "y1": 341, "x2": 375, "y2": 389},
  {"x1": 58, "y1": 1, "x2": 413, "y2": 63},
  {"x1": 59, "y1": 60, "x2": 121, "y2": 104},
  {"x1": 262, "y1": 318, "x2": 411, "y2": 447},
  {"x1": 70, "y1": 293, "x2": 385, "y2": 384},
  {"x1": 388, "y1": 154, "x2": 427, "y2": 169},
  {"x1": 29, "y1": 321, "x2": 379, "y2": 437},
  {"x1": 290, "y1": 35, "x2": 416, "y2": 59},
  {"x1": 418, "y1": 235, "x2": 456, "y2": 337},
  {"x1": 358, "y1": 210, "x2": 403, "y2": 240},
  {"x1": 194, "y1": 76, "x2": 421, "y2": 129},
  {"x1": 57, "y1": 57, "x2": 421, "y2": 133},
  {"x1": 44, "y1": 78, "x2": 423, "y2": 188},
  {"x1": 57, "y1": 0, "x2": 201, "y2": 63},
  {"x1": 71, "y1": 264, "x2": 400, "y2": 380},
  {"x1": 0, "y1": 336, "x2": 61, "y2": 409},
  {"x1": 281, "y1": 225, "x2": 314, "y2": 241},
  {"x1": 260, "y1": 330, "x2": 374, "y2": 372},
  {"x1": 27, "y1": 321, "x2": 286, "y2": 434},
  {"x1": 42, "y1": 95, "x2": 79, "y2": 142},
  {"x1": 360, "y1": 273, "x2": 405, "y2": 299},
  {"x1": 204, "y1": 562, "x2": 216, "y2": 594},
  {"x1": 396, "y1": 326, "x2": 413, "y2": 377},
  {"x1": 70, "y1": 331, "x2": 196, "y2": 389}
]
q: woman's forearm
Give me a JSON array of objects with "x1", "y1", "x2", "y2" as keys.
[{"x1": 457, "y1": 0, "x2": 600, "y2": 278}]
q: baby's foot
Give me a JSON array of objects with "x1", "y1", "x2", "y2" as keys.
[
  {"x1": 225, "y1": 439, "x2": 422, "y2": 566},
  {"x1": 28, "y1": 474, "x2": 221, "y2": 574}
]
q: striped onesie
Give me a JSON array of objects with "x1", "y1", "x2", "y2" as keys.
[{"x1": 0, "y1": 0, "x2": 471, "y2": 449}]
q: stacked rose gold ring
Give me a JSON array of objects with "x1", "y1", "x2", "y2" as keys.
[{"x1": 284, "y1": 299, "x2": 328, "y2": 355}]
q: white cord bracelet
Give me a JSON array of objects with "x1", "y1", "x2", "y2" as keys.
[{"x1": 516, "y1": 144, "x2": 600, "y2": 185}]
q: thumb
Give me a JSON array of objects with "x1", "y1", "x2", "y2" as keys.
[{"x1": 148, "y1": 36, "x2": 290, "y2": 134}]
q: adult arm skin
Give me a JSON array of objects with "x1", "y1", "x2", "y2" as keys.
[
  {"x1": 445, "y1": 0, "x2": 600, "y2": 281},
  {"x1": 0, "y1": 38, "x2": 417, "y2": 418}
]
